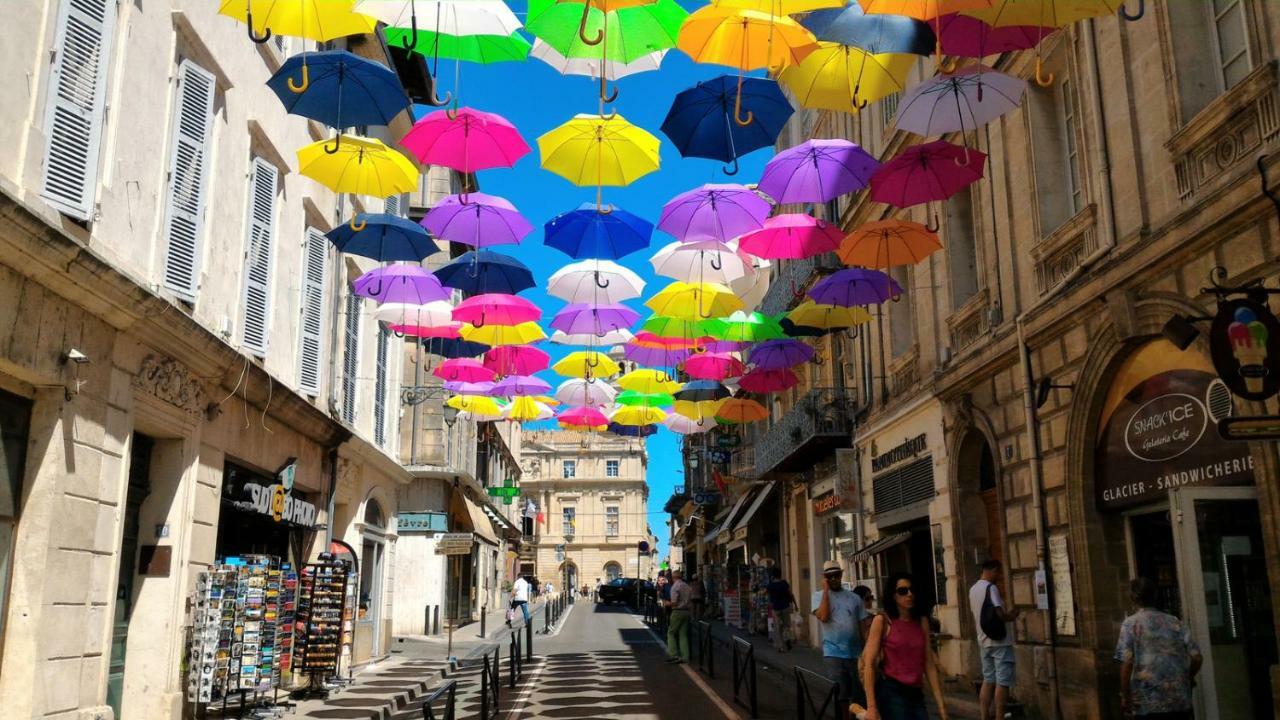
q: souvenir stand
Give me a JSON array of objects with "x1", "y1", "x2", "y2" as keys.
[{"x1": 293, "y1": 553, "x2": 353, "y2": 697}]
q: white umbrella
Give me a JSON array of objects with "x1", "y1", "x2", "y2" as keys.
[
  {"x1": 549, "y1": 328, "x2": 636, "y2": 345},
  {"x1": 663, "y1": 413, "x2": 714, "y2": 434},
  {"x1": 546, "y1": 259, "x2": 646, "y2": 303},
  {"x1": 374, "y1": 300, "x2": 455, "y2": 327},
  {"x1": 355, "y1": 1, "x2": 523, "y2": 37},
  {"x1": 555, "y1": 378, "x2": 618, "y2": 407},
  {"x1": 729, "y1": 256, "x2": 771, "y2": 312},
  {"x1": 530, "y1": 40, "x2": 667, "y2": 81},
  {"x1": 894, "y1": 65, "x2": 1025, "y2": 140},
  {"x1": 649, "y1": 239, "x2": 755, "y2": 285}
]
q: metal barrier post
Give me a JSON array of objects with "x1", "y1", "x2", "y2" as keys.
[
  {"x1": 433, "y1": 605, "x2": 441, "y2": 635},
  {"x1": 794, "y1": 666, "x2": 840, "y2": 720},
  {"x1": 696, "y1": 621, "x2": 714, "y2": 678},
  {"x1": 525, "y1": 613, "x2": 533, "y2": 662},
  {"x1": 543, "y1": 603, "x2": 550, "y2": 634},
  {"x1": 480, "y1": 647, "x2": 499, "y2": 720},
  {"x1": 479, "y1": 606, "x2": 487, "y2": 638},
  {"x1": 420, "y1": 678, "x2": 457, "y2": 720},
  {"x1": 508, "y1": 630, "x2": 521, "y2": 688},
  {"x1": 731, "y1": 637, "x2": 758, "y2": 718}
]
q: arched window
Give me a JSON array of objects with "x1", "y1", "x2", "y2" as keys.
[
  {"x1": 364, "y1": 499, "x2": 384, "y2": 531},
  {"x1": 604, "y1": 562, "x2": 623, "y2": 581}
]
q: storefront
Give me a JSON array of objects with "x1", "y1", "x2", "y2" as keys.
[{"x1": 217, "y1": 460, "x2": 319, "y2": 568}]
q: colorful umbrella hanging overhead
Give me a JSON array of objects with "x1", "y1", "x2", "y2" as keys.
[
  {"x1": 544, "y1": 204, "x2": 654, "y2": 259},
  {"x1": 808, "y1": 267, "x2": 904, "y2": 306},
  {"x1": 555, "y1": 378, "x2": 618, "y2": 407},
  {"x1": 837, "y1": 220, "x2": 943, "y2": 268},
  {"x1": 546, "y1": 260, "x2": 646, "y2": 303},
  {"x1": 716, "y1": 397, "x2": 769, "y2": 424},
  {"x1": 778, "y1": 42, "x2": 917, "y2": 112},
  {"x1": 551, "y1": 328, "x2": 637, "y2": 345},
  {"x1": 267, "y1": 51, "x2": 410, "y2": 151},
  {"x1": 658, "y1": 184, "x2": 772, "y2": 244},
  {"x1": 435, "y1": 251, "x2": 536, "y2": 294},
  {"x1": 892, "y1": 65, "x2": 1026, "y2": 159},
  {"x1": 551, "y1": 303, "x2": 641, "y2": 336},
  {"x1": 538, "y1": 113, "x2": 661, "y2": 211},
  {"x1": 401, "y1": 107, "x2": 531, "y2": 177},
  {"x1": 461, "y1": 322, "x2": 548, "y2": 347},
  {"x1": 660, "y1": 75, "x2": 793, "y2": 174},
  {"x1": 531, "y1": 40, "x2": 667, "y2": 81},
  {"x1": 649, "y1": 240, "x2": 755, "y2": 286},
  {"x1": 435, "y1": 358, "x2": 496, "y2": 383},
  {"x1": 553, "y1": 351, "x2": 622, "y2": 379},
  {"x1": 868, "y1": 140, "x2": 986, "y2": 223},
  {"x1": 219, "y1": 0, "x2": 376, "y2": 44},
  {"x1": 373, "y1": 301, "x2": 456, "y2": 328},
  {"x1": 801, "y1": 3, "x2": 938, "y2": 54},
  {"x1": 933, "y1": 13, "x2": 1055, "y2": 59},
  {"x1": 618, "y1": 369, "x2": 682, "y2": 395},
  {"x1": 757, "y1": 138, "x2": 880, "y2": 204},
  {"x1": 645, "y1": 281, "x2": 744, "y2": 320},
  {"x1": 737, "y1": 214, "x2": 844, "y2": 260},
  {"x1": 325, "y1": 214, "x2": 438, "y2": 261},
  {"x1": 299, "y1": 136, "x2": 419, "y2": 207},
  {"x1": 453, "y1": 294, "x2": 542, "y2": 327},
  {"x1": 748, "y1": 338, "x2": 816, "y2": 368},
  {"x1": 739, "y1": 367, "x2": 800, "y2": 393},
  {"x1": 387, "y1": 29, "x2": 531, "y2": 65},
  {"x1": 352, "y1": 265, "x2": 449, "y2": 304},
  {"x1": 421, "y1": 192, "x2": 534, "y2": 248},
  {"x1": 484, "y1": 345, "x2": 552, "y2": 377},
  {"x1": 788, "y1": 300, "x2": 873, "y2": 330}
]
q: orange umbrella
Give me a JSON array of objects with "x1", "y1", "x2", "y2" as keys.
[
  {"x1": 837, "y1": 219, "x2": 942, "y2": 268},
  {"x1": 717, "y1": 397, "x2": 769, "y2": 424}
]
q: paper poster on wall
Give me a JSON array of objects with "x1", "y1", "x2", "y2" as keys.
[
  {"x1": 1034, "y1": 567, "x2": 1048, "y2": 611},
  {"x1": 1049, "y1": 534, "x2": 1076, "y2": 636}
]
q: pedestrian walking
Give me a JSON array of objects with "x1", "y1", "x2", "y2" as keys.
[
  {"x1": 853, "y1": 585, "x2": 876, "y2": 639},
  {"x1": 859, "y1": 573, "x2": 949, "y2": 720},
  {"x1": 969, "y1": 560, "x2": 1020, "y2": 720},
  {"x1": 1116, "y1": 577, "x2": 1202, "y2": 720},
  {"x1": 509, "y1": 575, "x2": 531, "y2": 627},
  {"x1": 665, "y1": 569, "x2": 693, "y2": 663},
  {"x1": 813, "y1": 560, "x2": 867, "y2": 716},
  {"x1": 594, "y1": 577, "x2": 603, "y2": 603},
  {"x1": 765, "y1": 566, "x2": 796, "y2": 652},
  {"x1": 689, "y1": 573, "x2": 707, "y2": 620}
]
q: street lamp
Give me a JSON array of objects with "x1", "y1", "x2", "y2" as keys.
[{"x1": 443, "y1": 405, "x2": 459, "y2": 428}]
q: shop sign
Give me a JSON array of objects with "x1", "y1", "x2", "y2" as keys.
[
  {"x1": 693, "y1": 491, "x2": 721, "y2": 506},
  {"x1": 435, "y1": 533, "x2": 475, "y2": 555},
  {"x1": 1208, "y1": 297, "x2": 1280, "y2": 401},
  {"x1": 1096, "y1": 342, "x2": 1254, "y2": 510},
  {"x1": 223, "y1": 463, "x2": 317, "y2": 528},
  {"x1": 715, "y1": 434, "x2": 741, "y2": 448},
  {"x1": 706, "y1": 449, "x2": 731, "y2": 465},
  {"x1": 732, "y1": 527, "x2": 748, "y2": 542},
  {"x1": 871, "y1": 434, "x2": 927, "y2": 473},
  {"x1": 398, "y1": 511, "x2": 448, "y2": 533},
  {"x1": 812, "y1": 491, "x2": 840, "y2": 516}
]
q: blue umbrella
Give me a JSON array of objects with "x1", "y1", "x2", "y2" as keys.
[
  {"x1": 267, "y1": 51, "x2": 411, "y2": 153},
  {"x1": 435, "y1": 250, "x2": 536, "y2": 294},
  {"x1": 661, "y1": 75, "x2": 793, "y2": 175},
  {"x1": 800, "y1": 5, "x2": 936, "y2": 56},
  {"x1": 422, "y1": 336, "x2": 491, "y2": 359},
  {"x1": 325, "y1": 214, "x2": 439, "y2": 262},
  {"x1": 607, "y1": 422, "x2": 657, "y2": 438},
  {"x1": 544, "y1": 203, "x2": 653, "y2": 260},
  {"x1": 674, "y1": 380, "x2": 731, "y2": 403}
]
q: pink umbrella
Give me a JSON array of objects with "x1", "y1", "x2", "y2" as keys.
[
  {"x1": 738, "y1": 368, "x2": 800, "y2": 394},
  {"x1": 737, "y1": 214, "x2": 843, "y2": 260},
  {"x1": 684, "y1": 352, "x2": 746, "y2": 380},
  {"x1": 390, "y1": 322, "x2": 462, "y2": 339},
  {"x1": 400, "y1": 107, "x2": 531, "y2": 174},
  {"x1": 559, "y1": 406, "x2": 609, "y2": 427},
  {"x1": 935, "y1": 14, "x2": 1055, "y2": 58},
  {"x1": 869, "y1": 141, "x2": 986, "y2": 210},
  {"x1": 633, "y1": 332, "x2": 706, "y2": 348},
  {"x1": 453, "y1": 294, "x2": 541, "y2": 326},
  {"x1": 434, "y1": 359, "x2": 496, "y2": 383},
  {"x1": 484, "y1": 346, "x2": 551, "y2": 376},
  {"x1": 421, "y1": 192, "x2": 534, "y2": 248}
]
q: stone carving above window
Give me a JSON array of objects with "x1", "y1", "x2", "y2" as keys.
[
  {"x1": 1032, "y1": 203, "x2": 1098, "y2": 296},
  {"x1": 134, "y1": 354, "x2": 206, "y2": 413},
  {"x1": 889, "y1": 345, "x2": 919, "y2": 397},
  {"x1": 946, "y1": 288, "x2": 992, "y2": 354}
]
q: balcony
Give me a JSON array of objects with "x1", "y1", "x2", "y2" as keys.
[
  {"x1": 760, "y1": 253, "x2": 843, "y2": 316},
  {"x1": 754, "y1": 387, "x2": 855, "y2": 476},
  {"x1": 663, "y1": 485, "x2": 691, "y2": 513}
]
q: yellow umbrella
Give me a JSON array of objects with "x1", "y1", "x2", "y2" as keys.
[
  {"x1": 553, "y1": 351, "x2": 622, "y2": 378},
  {"x1": 506, "y1": 397, "x2": 555, "y2": 422},
  {"x1": 460, "y1": 322, "x2": 547, "y2": 347},
  {"x1": 446, "y1": 395, "x2": 503, "y2": 419},
  {"x1": 962, "y1": 0, "x2": 1123, "y2": 27},
  {"x1": 673, "y1": 398, "x2": 724, "y2": 422},
  {"x1": 610, "y1": 405, "x2": 667, "y2": 425},
  {"x1": 717, "y1": 0, "x2": 843, "y2": 13},
  {"x1": 645, "y1": 281, "x2": 744, "y2": 320},
  {"x1": 788, "y1": 300, "x2": 873, "y2": 330},
  {"x1": 779, "y1": 43, "x2": 916, "y2": 112},
  {"x1": 717, "y1": 397, "x2": 769, "y2": 424},
  {"x1": 538, "y1": 113, "x2": 661, "y2": 211},
  {"x1": 219, "y1": 1, "x2": 376, "y2": 42},
  {"x1": 617, "y1": 369, "x2": 683, "y2": 394},
  {"x1": 298, "y1": 135, "x2": 419, "y2": 227}
]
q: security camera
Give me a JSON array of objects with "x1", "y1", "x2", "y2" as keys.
[{"x1": 63, "y1": 349, "x2": 89, "y2": 365}]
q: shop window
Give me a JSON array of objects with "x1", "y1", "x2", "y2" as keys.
[
  {"x1": 0, "y1": 389, "x2": 32, "y2": 659},
  {"x1": 606, "y1": 459, "x2": 619, "y2": 477},
  {"x1": 1027, "y1": 51, "x2": 1085, "y2": 235},
  {"x1": 945, "y1": 186, "x2": 980, "y2": 309},
  {"x1": 606, "y1": 506, "x2": 619, "y2": 537},
  {"x1": 888, "y1": 266, "x2": 914, "y2": 358},
  {"x1": 562, "y1": 460, "x2": 576, "y2": 478},
  {"x1": 562, "y1": 507, "x2": 576, "y2": 537}
]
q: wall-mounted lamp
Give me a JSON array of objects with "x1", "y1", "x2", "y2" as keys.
[
  {"x1": 1035, "y1": 376, "x2": 1076, "y2": 410},
  {"x1": 443, "y1": 405, "x2": 459, "y2": 428},
  {"x1": 1161, "y1": 314, "x2": 1212, "y2": 351}
]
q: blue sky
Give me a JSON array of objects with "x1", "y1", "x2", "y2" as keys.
[{"x1": 419, "y1": 1, "x2": 773, "y2": 562}]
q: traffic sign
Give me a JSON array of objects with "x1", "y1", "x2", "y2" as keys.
[
  {"x1": 435, "y1": 533, "x2": 474, "y2": 555},
  {"x1": 637, "y1": 541, "x2": 650, "y2": 553}
]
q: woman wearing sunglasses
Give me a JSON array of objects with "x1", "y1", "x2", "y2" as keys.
[{"x1": 859, "y1": 573, "x2": 948, "y2": 720}]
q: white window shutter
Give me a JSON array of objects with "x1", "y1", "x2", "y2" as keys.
[
  {"x1": 374, "y1": 325, "x2": 389, "y2": 446},
  {"x1": 241, "y1": 158, "x2": 277, "y2": 357},
  {"x1": 41, "y1": 0, "x2": 117, "y2": 220},
  {"x1": 161, "y1": 59, "x2": 216, "y2": 300},
  {"x1": 342, "y1": 290, "x2": 361, "y2": 423},
  {"x1": 298, "y1": 228, "x2": 327, "y2": 396},
  {"x1": 384, "y1": 194, "x2": 401, "y2": 217}
]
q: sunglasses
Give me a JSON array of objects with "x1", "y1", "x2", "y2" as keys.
[{"x1": 895, "y1": 586, "x2": 914, "y2": 596}]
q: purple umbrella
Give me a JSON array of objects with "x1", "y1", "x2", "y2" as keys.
[
  {"x1": 421, "y1": 192, "x2": 534, "y2": 248},
  {"x1": 444, "y1": 380, "x2": 496, "y2": 395},
  {"x1": 808, "y1": 268, "x2": 902, "y2": 307},
  {"x1": 623, "y1": 343, "x2": 693, "y2": 368},
  {"x1": 757, "y1": 139, "x2": 880, "y2": 205},
  {"x1": 658, "y1": 184, "x2": 772, "y2": 243},
  {"x1": 490, "y1": 375, "x2": 552, "y2": 397},
  {"x1": 698, "y1": 339, "x2": 750, "y2": 353},
  {"x1": 353, "y1": 265, "x2": 450, "y2": 304},
  {"x1": 749, "y1": 339, "x2": 815, "y2": 369},
  {"x1": 550, "y1": 303, "x2": 641, "y2": 336}
]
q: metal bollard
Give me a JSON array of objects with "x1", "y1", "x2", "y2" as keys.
[
  {"x1": 480, "y1": 647, "x2": 499, "y2": 720},
  {"x1": 479, "y1": 605, "x2": 487, "y2": 638},
  {"x1": 425, "y1": 604, "x2": 431, "y2": 635},
  {"x1": 525, "y1": 613, "x2": 533, "y2": 662},
  {"x1": 433, "y1": 605, "x2": 441, "y2": 635},
  {"x1": 544, "y1": 603, "x2": 550, "y2": 634}
]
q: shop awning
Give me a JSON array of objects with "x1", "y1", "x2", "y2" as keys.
[
  {"x1": 704, "y1": 486, "x2": 758, "y2": 545},
  {"x1": 732, "y1": 481, "x2": 776, "y2": 533},
  {"x1": 849, "y1": 531, "x2": 912, "y2": 563},
  {"x1": 461, "y1": 494, "x2": 500, "y2": 546}
]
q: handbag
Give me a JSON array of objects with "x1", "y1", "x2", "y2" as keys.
[{"x1": 979, "y1": 583, "x2": 1007, "y2": 641}]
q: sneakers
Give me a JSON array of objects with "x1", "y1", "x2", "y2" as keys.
[{"x1": 665, "y1": 656, "x2": 684, "y2": 664}]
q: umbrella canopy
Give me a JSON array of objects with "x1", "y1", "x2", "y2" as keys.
[
  {"x1": 484, "y1": 345, "x2": 552, "y2": 376},
  {"x1": 894, "y1": 65, "x2": 1026, "y2": 138},
  {"x1": 730, "y1": 255, "x2": 772, "y2": 312},
  {"x1": 553, "y1": 351, "x2": 622, "y2": 378},
  {"x1": 685, "y1": 352, "x2": 746, "y2": 380},
  {"x1": 737, "y1": 214, "x2": 843, "y2": 260},
  {"x1": 559, "y1": 406, "x2": 610, "y2": 427},
  {"x1": 374, "y1": 301, "x2": 455, "y2": 327},
  {"x1": 788, "y1": 300, "x2": 874, "y2": 329},
  {"x1": 739, "y1": 368, "x2": 800, "y2": 393},
  {"x1": 649, "y1": 240, "x2": 754, "y2": 285},
  {"x1": 544, "y1": 203, "x2": 653, "y2": 259},
  {"x1": 423, "y1": 337, "x2": 491, "y2": 358},
  {"x1": 453, "y1": 294, "x2": 542, "y2": 326},
  {"x1": 615, "y1": 390, "x2": 674, "y2": 407},
  {"x1": 717, "y1": 0, "x2": 843, "y2": 12},
  {"x1": 608, "y1": 422, "x2": 657, "y2": 437},
  {"x1": 550, "y1": 328, "x2": 637, "y2": 345},
  {"x1": 531, "y1": 40, "x2": 667, "y2": 80},
  {"x1": 640, "y1": 315, "x2": 711, "y2": 339},
  {"x1": 663, "y1": 413, "x2": 715, "y2": 434},
  {"x1": 299, "y1": 136, "x2": 418, "y2": 196},
  {"x1": 618, "y1": 369, "x2": 682, "y2": 394},
  {"x1": 855, "y1": 0, "x2": 992, "y2": 20},
  {"x1": 551, "y1": 303, "x2": 641, "y2": 336},
  {"x1": 444, "y1": 380, "x2": 496, "y2": 395},
  {"x1": 445, "y1": 394, "x2": 503, "y2": 417},
  {"x1": 623, "y1": 342, "x2": 692, "y2": 368},
  {"x1": 434, "y1": 358, "x2": 496, "y2": 383},
  {"x1": 547, "y1": 260, "x2": 646, "y2": 303},
  {"x1": 964, "y1": 0, "x2": 1123, "y2": 27},
  {"x1": 491, "y1": 374, "x2": 553, "y2": 397},
  {"x1": 267, "y1": 51, "x2": 409, "y2": 131},
  {"x1": 869, "y1": 140, "x2": 986, "y2": 208},
  {"x1": 525, "y1": 0, "x2": 687, "y2": 64},
  {"x1": 646, "y1": 281, "x2": 744, "y2": 320},
  {"x1": 555, "y1": 378, "x2": 618, "y2": 407},
  {"x1": 326, "y1": 214, "x2": 439, "y2": 262},
  {"x1": 800, "y1": 4, "x2": 937, "y2": 54},
  {"x1": 677, "y1": 6, "x2": 819, "y2": 71},
  {"x1": 356, "y1": 0, "x2": 523, "y2": 36},
  {"x1": 435, "y1": 250, "x2": 536, "y2": 294},
  {"x1": 778, "y1": 43, "x2": 916, "y2": 113},
  {"x1": 506, "y1": 397, "x2": 555, "y2": 422},
  {"x1": 401, "y1": 107, "x2": 531, "y2": 173},
  {"x1": 387, "y1": 30, "x2": 531, "y2": 63},
  {"x1": 392, "y1": 322, "x2": 463, "y2": 339},
  {"x1": 660, "y1": 75, "x2": 793, "y2": 170},
  {"x1": 610, "y1": 405, "x2": 666, "y2": 426},
  {"x1": 716, "y1": 397, "x2": 769, "y2": 424},
  {"x1": 352, "y1": 265, "x2": 449, "y2": 304},
  {"x1": 749, "y1": 338, "x2": 816, "y2": 369},
  {"x1": 461, "y1": 322, "x2": 547, "y2": 347},
  {"x1": 779, "y1": 318, "x2": 834, "y2": 337},
  {"x1": 675, "y1": 380, "x2": 731, "y2": 402},
  {"x1": 702, "y1": 311, "x2": 786, "y2": 343},
  {"x1": 808, "y1": 268, "x2": 903, "y2": 306},
  {"x1": 219, "y1": 0, "x2": 376, "y2": 41},
  {"x1": 633, "y1": 331, "x2": 704, "y2": 349},
  {"x1": 934, "y1": 13, "x2": 1054, "y2": 57},
  {"x1": 538, "y1": 114, "x2": 662, "y2": 210},
  {"x1": 837, "y1": 220, "x2": 943, "y2": 268},
  {"x1": 758, "y1": 139, "x2": 880, "y2": 205},
  {"x1": 673, "y1": 398, "x2": 725, "y2": 422},
  {"x1": 658, "y1": 184, "x2": 772, "y2": 243},
  {"x1": 421, "y1": 192, "x2": 534, "y2": 248}
]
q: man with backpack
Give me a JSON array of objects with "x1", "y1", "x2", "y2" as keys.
[{"x1": 969, "y1": 560, "x2": 1020, "y2": 720}]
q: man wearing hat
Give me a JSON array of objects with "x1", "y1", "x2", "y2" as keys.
[
  {"x1": 813, "y1": 559, "x2": 867, "y2": 714},
  {"x1": 665, "y1": 569, "x2": 693, "y2": 664}
]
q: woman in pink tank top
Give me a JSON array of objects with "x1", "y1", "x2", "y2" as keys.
[{"x1": 859, "y1": 573, "x2": 949, "y2": 720}]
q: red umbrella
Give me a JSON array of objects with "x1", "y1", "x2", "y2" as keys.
[
  {"x1": 484, "y1": 345, "x2": 551, "y2": 376},
  {"x1": 935, "y1": 14, "x2": 1055, "y2": 58},
  {"x1": 868, "y1": 140, "x2": 986, "y2": 229},
  {"x1": 739, "y1": 368, "x2": 800, "y2": 393}
]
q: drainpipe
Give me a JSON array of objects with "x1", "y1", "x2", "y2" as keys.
[
  {"x1": 327, "y1": 195, "x2": 347, "y2": 420},
  {"x1": 325, "y1": 445, "x2": 340, "y2": 546}
]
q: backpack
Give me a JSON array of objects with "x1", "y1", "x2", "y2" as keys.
[{"x1": 979, "y1": 583, "x2": 1007, "y2": 642}]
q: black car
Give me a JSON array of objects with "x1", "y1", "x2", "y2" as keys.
[{"x1": 597, "y1": 577, "x2": 647, "y2": 605}]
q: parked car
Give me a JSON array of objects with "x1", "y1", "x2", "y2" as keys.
[{"x1": 597, "y1": 577, "x2": 647, "y2": 605}]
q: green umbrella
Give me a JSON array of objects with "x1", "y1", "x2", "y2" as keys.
[
  {"x1": 616, "y1": 390, "x2": 675, "y2": 407},
  {"x1": 385, "y1": 29, "x2": 532, "y2": 64},
  {"x1": 526, "y1": 0, "x2": 687, "y2": 64},
  {"x1": 702, "y1": 311, "x2": 785, "y2": 343},
  {"x1": 641, "y1": 315, "x2": 712, "y2": 339}
]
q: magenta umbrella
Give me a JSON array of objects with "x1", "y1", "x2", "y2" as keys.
[
  {"x1": 739, "y1": 368, "x2": 799, "y2": 394},
  {"x1": 453, "y1": 294, "x2": 541, "y2": 326},
  {"x1": 353, "y1": 265, "x2": 449, "y2": 304},
  {"x1": 400, "y1": 107, "x2": 531, "y2": 174},
  {"x1": 808, "y1": 268, "x2": 902, "y2": 307},
  {"x1": 434, "y1": 358, "x2": 496, "y2": 383},
  {"x1": 737, "y1": 214, "x2": 843, "y2": 260},
  {"x1": 684, "y1": 352, "x2": 745, "y2": 380},
  {"x1": 390, "y1": 322, "x2": 462, "y2": 339},
  {"x1": 658, "y1": 184, "x2": 772, "y2": 243},
  {"x1": 749, "y1": 339, "x2": 815, "y2": 369},
  {"x1": 484, "y1": 345, "x2": 551, "y2": 376},
  {"x1": 550, "y1": 303, "x2": 641, "y2": 336},
  {"x1": 935, "y1": 14, "x2": 1055, "y2": 58},
  {"x1": 421, "y1": 192, "x2": 534, "y2": 248},
  {"x1": 490, "y1": 374, "x2": 552, "y2": 397},
  {"x1": 869, "y1": 140, "x2": 986, "y2": 228},
  {"x1": 559, "y1": 406, "x2": 608, "y2": 427},
  {"x1": 757, "y1": 139, "x2": 879, "y2": 205}
]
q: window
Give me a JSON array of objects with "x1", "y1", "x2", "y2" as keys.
[
  {"x1": 562, "y1": 460, "x2": 576, "y2": 478},
  {"x1": 562, "y1": 507, "x2": 576, "y2": 536},
  {"x1": 298, "y1": 228, "x2": 327, "y2": 396},
  {"x1": 881, "y1": 91, "x2": 901, "y2": 131},
  {"x1": 604, "y1": 562, "x2": 622, "y2": 581},
  {"x1": 41, "y1": 0, "x2": 117, "y2": 220},
  {"x1": 160, "y1": 59, "x2": 216, "y2": 300},
  {"x1": 1211, "y1": 0, "x2": 1251, "y2": 89},
  {"x1": 1028, "y1": 59, "x2": 1084, "y2": 235},
  {"x1": 374, "y1": 324, "x2": 389, "y2": 446},
  {"x1": 945, "y1": 186, "x2": 980, "y2": 308},
  {"x1": 0, "y1": 389, "x2": 32, "y2": 649},
  {"x1": 1169, "y1": 0, "x2": 1253, "y2": 122},
  {"x1": 606, "y1": 459, "x2": 619, "y2": 477},
  {"x1": 384, "y1": 194, "x2": 402, "y2": 217},
  {"x1": 241, "y1": 158, "x2": 277, "y2": 356},
  {"x1": 606, "y1": 506, "x2": 619, "y2": 537},
  {"x1": 364, "y1": 499, "x2": 385, "y2": 530},
  {"x1": 1060, "y1": 78, "x2": 1083, "y2": 216},
  {"x1": 341, "y1": 290, "x2": 361, "y2": 423},
  {"x1": 889, "y1": 266, "x2": 914, "y2": 358}
]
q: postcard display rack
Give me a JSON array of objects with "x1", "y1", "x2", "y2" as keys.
[
  {"x1": 294, "y1": 557, "x2": 354, "y2": 690},
  {"x1": 187, "y1": 555, "x2": 297, "y2": 710}
]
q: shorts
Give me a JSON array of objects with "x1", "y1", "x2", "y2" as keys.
[{"x1": 981, "y1": 644, "x2": 1015, "y2": 687}]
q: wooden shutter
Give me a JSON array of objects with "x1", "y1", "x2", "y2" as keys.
[
  {"x1": 374, "y1": 325, "x2": 389, "y2": 445},
  {"x1": 161, "y1": 59, "x2": 216, "y2": 300},
  {"x1": 298, "y1": 228, "x2": 327, "y2": 396},
  {"x1": 342, "y1": 290, "x2": 361, "y2": 423},
  {"x1": 41, "y1": 0, "x2": 117, "y2": 220},
  {"x1": 241, "y1": 158, "x2": 277, "y2": 357}
]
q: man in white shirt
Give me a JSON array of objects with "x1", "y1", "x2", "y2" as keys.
[
  {"x1": 969, "y1": 560, "x2": 1020, "y2": 720},
  {"x1": 510, "y1": 575, "x2": 531, "y2": 627}
]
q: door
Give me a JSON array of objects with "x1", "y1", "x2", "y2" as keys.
[
  {"x1": 1172, "y1": 487, "x2": 1277, "y2": 720},
  {"x1": 108, "y1": 434, "x2": 152, "y2": 717},
  {"x1": 359, "y1": 538, "x2": 384, "y2": 656}
]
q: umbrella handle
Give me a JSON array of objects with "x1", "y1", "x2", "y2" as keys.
[
  {"x1": 722, "y1": 156, "x2": 740, "y2": 176},
  {"x1": 324, "y1": 133, "x2": 342, "y2": 155},
  {"x1": 349, "y1": 214, "x2": 367, "y2": 232},
  {"x1": 810, "y1": 353, "x2": 825, "y2": 366},
  {"x1": 287, "y1": 64, "x2": 310, "y2": 94},
  {"x1": 246, "y1": 9, "x2": 272, "y2": 44},
  {"x1": 851, "y1": 93, "x2": 869, "y2": 111},
  {"x1": 427, "y1": 84, "x2": 452, "y2": 107},
  {"x1": 600, "y1": 74, "x2": 619, "y2": 104},
  {"x1": 577, "y1": 3, "x2": 604, "y2": 45},
  {"x1": 472, "y1": 314, "x2": 485, "y2": 329},
  {"x1": 935, "y1": 40, "x2": 958, "y2": 74},
  {"x1": 709, "y1": 254, "x2": 723, "y2": 271},
  {"x1": 594, "y1": 272, "x2": 611, "y2": 289},
  {"x1": 1119, "y1": 0, "x2": 1144, "y2": 21},
  {"x1": 402, "y1": 4, "x2": 419, "y2": 51},
  {"x1": 445, "y1": 100, "x2": 461, "y2": 119},
  {"x1": 1034, "y1": 56, "x2": 1056, "y2": 88},
  {"x1": 733, "y1": 79, "x2": 754, "y2": 127},
  {"x1": 954, "y1": 145, "x2": 973, "y2": 167},
  {"x1": 925, "y1": 212, "x2": 940, "y2": 233},
  {"x1": 844, "y1": 326, "x2": 859, "y2": 340}
]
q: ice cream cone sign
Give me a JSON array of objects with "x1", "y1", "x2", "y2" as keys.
[
  {"x1": 1209, "y1": 297, "x2": 1280, "y2": 401},
  {"x1": 1228, "y1": 306, "x2": 1270, "y2": 393}
]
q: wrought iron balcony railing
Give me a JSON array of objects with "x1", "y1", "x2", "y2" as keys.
[
  {"x1": 754, "y1": 387, "x2": 855, "y2": 476},
  {"x1": 760, "y1": 253, "x2": 842, "y2": 316}
]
